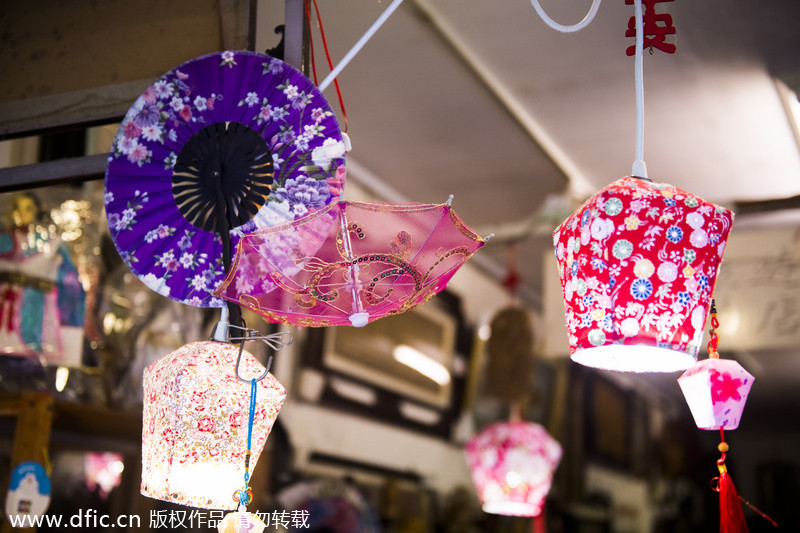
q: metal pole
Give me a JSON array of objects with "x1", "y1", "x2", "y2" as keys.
[{"x1": 283, "y1": 0, "x2": 308, "y2": 73}]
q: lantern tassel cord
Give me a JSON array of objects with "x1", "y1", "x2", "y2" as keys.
[
  {"x1": 712, "y1": 429, "x2": 777, "y2": 531},
  {"x1": 707, "y1": 299, "x2": 720, "y2": 358},
  {"x1": 532, "y1": 510, "x2": 547, "y2": 533},
  {"x1": 233, "y1": 378, "x2": 258, "y2": 510}
]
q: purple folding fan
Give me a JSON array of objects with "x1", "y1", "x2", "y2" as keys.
[{"x1": 104, "y1": 51, "x2": 346, "y2": 307}]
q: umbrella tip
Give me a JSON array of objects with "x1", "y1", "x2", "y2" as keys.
[
  {"x1": 349, "y1": 312, "x2": 370, "y2": 327},
  {"x1": 446, "y1": 195, "x2": 454, "y2": 206}
]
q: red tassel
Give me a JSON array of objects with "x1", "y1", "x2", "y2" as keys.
[
  {"x1": 717, "y1": 470, "x2": 749, "y2": 533},
  {"x1": 532, "y1": 508, "x2": 546, "y2": 533}
]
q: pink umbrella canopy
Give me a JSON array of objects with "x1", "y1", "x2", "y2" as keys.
[
  {"x1": 465, "y1": 421, "x2": 562, "y2": 517},
  {"x1": 213, "y1": 198, "x2": 486, "y2": 327}
]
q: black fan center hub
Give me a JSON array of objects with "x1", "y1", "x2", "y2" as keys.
[{"x1": 173, "y1": 121, "x2": 274, "y2": 233}]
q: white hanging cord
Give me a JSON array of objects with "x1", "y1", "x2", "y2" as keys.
[
  {"x1": 530, "y1": 0, "x2": 602, "y2": 33},
  {"x1": 632, "y1": 0, "x2": 648, "y2": 178},
  {"x1": 212, "y1": 305, "x2": 230, "y2": 342},
  {"x1": 318, "y1": 0, "x2": 405, "y2": 92}
]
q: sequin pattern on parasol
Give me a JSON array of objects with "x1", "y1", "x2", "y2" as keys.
[{"x1": 214, "y1": 198, "x2": 487, "y2": 327}]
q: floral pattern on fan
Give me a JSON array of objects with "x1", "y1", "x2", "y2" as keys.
[
  {"x1": 105, "y1": 51, "x2": 346, "y2": 307},
  {"x1": 553, "y1": 177, "x2": 734, "y2": 358}
]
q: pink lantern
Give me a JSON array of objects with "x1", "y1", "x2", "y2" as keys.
[
  {"x1": 141, "y1": 341, "x2": 286, "y2": 509},
  {"x1": 678, "y1": 358, "x2": 754, "y2": 430},
  {"x1": 465, "y1": 421, "x2": 562, "y2": 517},
  {"x1": 553, "y1": 176, "x2": 734, "y2": 372}
]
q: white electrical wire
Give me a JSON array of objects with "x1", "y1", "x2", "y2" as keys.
[
  {"x1": 530, "y1": 0, "x2": 648, "y2": 178},
  {"x1": 631, "y1": 0, "x2": 648, "y2": 178},
  {"x1": 530, "y1": 0, "x2": 602, "y2": 33},
  {"x1": 318, "y1": 0, "x2": 405, "y2": 92}
]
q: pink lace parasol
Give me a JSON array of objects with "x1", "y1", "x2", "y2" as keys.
[{"x1": 214, "y1": 198, "x2": 486, "y2": 327}]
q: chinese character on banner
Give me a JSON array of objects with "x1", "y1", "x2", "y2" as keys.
[{"x1": 625, "y1": 0, "x2": 676, "y2": 55}]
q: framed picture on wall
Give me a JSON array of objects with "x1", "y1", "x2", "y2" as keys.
[
  {"x1": 297, "y1": 290, "x2": 471, "y2": 439},
  {"x1": 584, "y1": 370, "x2": 633, "y2": 471}
]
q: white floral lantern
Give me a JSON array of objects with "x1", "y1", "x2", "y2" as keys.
[{"x1": 141, "y1": 341, "x2": 286, "y2": 509}]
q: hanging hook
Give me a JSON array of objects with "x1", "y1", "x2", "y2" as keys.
[
  {"x1": 228, "y1": 326, "x2": 293, "y2": 383},
  {"x1": 234, "y1": 340, "x2": 272, "y2": 383}
]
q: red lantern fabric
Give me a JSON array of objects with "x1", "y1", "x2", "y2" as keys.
[
  {"x1": 678, "y1": 358, "x2": 754, "y2": 430},
  {"x1": 553, "y1": 177, "x2": 734, "y2": 372},
  {"x1": 465, "y1": 421, "x2": 562, "y2": 517}
]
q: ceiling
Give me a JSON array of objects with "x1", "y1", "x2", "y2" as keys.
[
  {"x1": 1, "y1": 0, "x2": 797, "y2": 427},
  {"x1": 257, "y1": 0, "x2": 800, "y2": 423}
]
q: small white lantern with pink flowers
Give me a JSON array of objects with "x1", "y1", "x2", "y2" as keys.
[{"x1": 678, "y1": 357, "x2": 754, "y2": 430}]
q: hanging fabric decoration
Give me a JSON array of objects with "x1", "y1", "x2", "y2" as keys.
[
  {"x1": 484, "y1": 245, "x2": 535, "y2": 403},
  {"x1": 484, "y1": 306, "x2": 535, "y2": 403},
  {"x1": 551, "y1": 0, "x2": 735, "y2": 372},
  {"x1": 141, "y1": 340, "x2": 286, "y2": 509},
  {"x1": 553, "y1": 177, "x2": 733, "y2": 372},
  {"x1": 464, "y1": 421, "x2": 562, "y2": 517},
  {"x1": 678, "y1": 303, "x2": 776, "y2": 532},
  {"x1": 623, "y1": 0, "x2": 676, "y2": 56}
]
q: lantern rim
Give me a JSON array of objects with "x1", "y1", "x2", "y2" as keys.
[
  {"x1": 572, "y1": 344, "x2": 695, "y2": 373},
  {"x1": 483, "y1": 501, "x2": 543, "y2": 517}
]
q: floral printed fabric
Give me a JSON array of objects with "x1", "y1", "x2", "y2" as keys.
[
  {"x1": 141, "y1": 341, "x2": 286, "y2": 509},
  {"x1": 105, "y1": 51, "x2": 346, "y2": 308},
  {"x1": 678, "y1": 358, "x2": 754, "y2": 430},
  {"x1": 465, "y1": 421, "x2": 562, "y2": 517},
  {"x1": 553, "y1": 177, "x2": 733, "y2": 359}
]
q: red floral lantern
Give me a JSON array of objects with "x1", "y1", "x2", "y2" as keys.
[
  {"x1": 465, "y1": 421, "x2": 562, "y2": 517},
  {"x1": 553, "y1": 177, "x2": 733, "y2": 372},
  {"x1": 141, "y1": 341, "x2": 286, "y2": 509}
]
